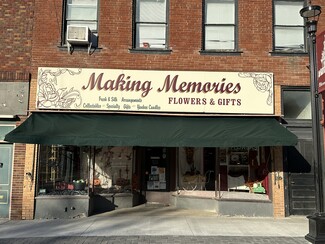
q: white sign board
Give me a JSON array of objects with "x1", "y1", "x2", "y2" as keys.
[
  {"x1": 36, "y1": 67, "x2": 274, "y2": 114},
  {"x1": 0, "y1": 82, "x2": 29, "y2": 116}
]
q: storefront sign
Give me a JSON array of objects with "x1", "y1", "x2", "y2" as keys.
[
  {"x1": 317, "y1": 30, "x2": 325, "y2": 93},
  {"x1": 36, "y1": 67, "x2": 274, "y2": 114}
]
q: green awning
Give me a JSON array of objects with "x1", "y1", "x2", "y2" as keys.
[{"x1": 4, "y1": 112, "x2": 297, "y2": 147}]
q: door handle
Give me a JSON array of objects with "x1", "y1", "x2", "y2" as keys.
[{"x1": 291, "y1": 181, "x2": 295, "y2": 184}]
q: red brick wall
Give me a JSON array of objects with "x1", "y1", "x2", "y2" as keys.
[
  {"x1": 0, "y1": 1, "x2": 34, "y2": 72},
  {"x1": 271, "y1": 147, "x2": 286, "y2": 217},
  {"x1": 22, "y1": 144, "x2": 38, "y2": 220},
  {"x1": 0, "y1": 0, "x2": 34, "y2": 219},
  {"x1": 29, "y1": 0, "x2": 325, "y2": 83}
]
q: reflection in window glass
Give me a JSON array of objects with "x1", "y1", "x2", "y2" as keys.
[
  {"x1": 274, "y1": 0, "x2": 305, "y2": 52},
  {"x1": 37, "y1": 146, "x2": 133, "y2": 196},
  {"x1": 178, "y1": 147, "x2": 267, "y2": 194},
  {"x1": 66, "y1": 0, "x2": 98, "y2": 30},
  {"x1": 64, "y1": 0, "x2": 98, "y2": 45},
  {"x1": 136, "y1": 24, "x2": 166, "y2": 48},
  {"x1": 204, "y1": 0, "x2": 236, "y2": 50},
  {"x1": 37, "y1": 145, "x2": 89, "y2": 196},
  {"x1": 283, "y1": 90, "x2": 311, "y2": 119},
  {"x1": 205, "y1": 26, "x2": 235, "y2": 50},
  {"x1": 135, "y1": 0, "x2": 167, "y2": 49},
  {"x1": 92, "y1": 147, "x2": 132, "y2": 194}
]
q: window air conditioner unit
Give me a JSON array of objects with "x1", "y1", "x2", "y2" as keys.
[
  {"x1": 66, "y1": 25, "x2": 91, "y2": 45},
  {"x1": 66, "y1": 25, "x2": 92, "y2": 54}
]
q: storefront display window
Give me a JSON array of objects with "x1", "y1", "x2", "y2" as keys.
[
  {"x1": 37, "y1": 145, "x2": 133, "y2": 196},
  {"x1": 179, "y1": 147, "x2": 205, "y2": 191},
  {"x1": 178, "y1": 147, "x2": 269, "y2": 195},
  {"x1": 227, "y1": 147, "x2": 251, "y2": 192},
  {"x1": 37, "y1": 145, "x2": 89, "y2": 196},
  {"x1": 91, "y1": 146, "x2": 133, "y2": 194}
]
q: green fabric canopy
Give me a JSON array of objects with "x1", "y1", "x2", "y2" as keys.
[{"x1": 4, "y1": 112, "x2": 297, "y2": 147}]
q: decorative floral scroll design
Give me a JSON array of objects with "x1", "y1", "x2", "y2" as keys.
[
  {"x1": 238, "y1": 73, "x2": 273, "y2": 105},
  {"x1": 37, "y1": 68, "x2": 82, "y2": 109}
]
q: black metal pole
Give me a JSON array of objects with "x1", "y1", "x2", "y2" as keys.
[
  {"x1": 300, "y1": 4, "x2": 325, "y2": 243},
  {"x1": 304, "y1": 18, "x2": 325, "y2": 244},
  {"x1": 308, "y1": 21, "x2": 324, "y2": 213}
]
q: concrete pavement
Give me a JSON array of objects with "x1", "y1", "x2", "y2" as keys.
[{"x1": 0, "y1": 204, "x2": 310, "y2": 243}]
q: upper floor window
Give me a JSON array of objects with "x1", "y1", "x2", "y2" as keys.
[
  {"x1": 63, "y1": 0, "x2": 98, "y2": 46},
  {"x1": 133, "y1": 0, "x2": 168, "y2": 49},
  {"x1": 282, "y1": 87, "x2": 311, "y2": 120},
  {"x1": 203, "y1": 0, "x2": 237, "y2": 51},
  {"x1": 273, "y1": 0, "x2": 305, "y2": 52}
]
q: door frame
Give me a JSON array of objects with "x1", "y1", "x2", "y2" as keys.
[
  {"x1": 284, "y1": 123, "x2": 314, "y2": 216},
  {"x1": 0, "y1": 143, "x2": 14, "y2": 218},
  {"x1": 136, "y1": 147, "x2": 176, "y2": 193}
]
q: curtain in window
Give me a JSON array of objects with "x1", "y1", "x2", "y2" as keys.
[
  {"x1": 206, "y1": 0, "x2": 234, "y2": 24},
  {"x1": 274, "y1": 1, "x2": 304, "y2": 51},
  {"x1": 137, "y1": 0, "x2": 166, "y2": 22},
  {"x1": 205, "y1": 0, "x2": 235, "y2": 50},
  {"x1": 205, "y1": 26, "x2": 234, "y2": 49},
  {"x1": 66, "y1": 0, "x2": 98, "y2": 31},
  {"x1": 135, "y1": 0, "x2": 167, "y2": 48}
]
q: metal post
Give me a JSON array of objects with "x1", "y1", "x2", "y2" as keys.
[
  {"x1": 300, "y1": 3, "x2": 325, "y2": 243},
  {"x1": 308, "y1": 22, "x2": 324, "y2": 213}
]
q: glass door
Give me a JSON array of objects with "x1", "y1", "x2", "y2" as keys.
[
  {"x1": 0, "y1": 144, "x2": 13, "y2": 218},
  {"x1": 144, "y1": 147, "x2": 169, "y2": 191}
]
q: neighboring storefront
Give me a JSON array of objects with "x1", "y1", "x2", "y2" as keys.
[
  {"x1": 0, "y1": 80, "x2": 29, "y2": 218},
  {"x1": 0, "y1": 125, "x2": 15, "y2": 218},
  {"x1": 4, "y1": 67, "x2": 297, "y2": 218}
]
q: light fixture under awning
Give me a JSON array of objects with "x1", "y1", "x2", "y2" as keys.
[{"x1": 4, "y1": 112, "x2": 297, "y2": 147}]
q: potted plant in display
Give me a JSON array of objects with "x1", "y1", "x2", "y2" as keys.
[{"x1": 73, "y1": 179, "x2": 86, "y2": 191}]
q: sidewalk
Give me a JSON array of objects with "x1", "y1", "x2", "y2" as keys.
[{"x1": 0, "y1": 204, "x2": 310, "y2": 243}]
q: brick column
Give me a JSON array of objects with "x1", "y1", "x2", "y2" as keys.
[
  {"x1": 270, "y1": 146, "x2": 285, "y2": 218},
  {"x1": 21, "y1": 144, "x2": 38, "y2": 220}
]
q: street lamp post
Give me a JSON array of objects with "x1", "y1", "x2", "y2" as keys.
[{"x1": 300, "y1": 2, "x2": 325, "y2": 244}]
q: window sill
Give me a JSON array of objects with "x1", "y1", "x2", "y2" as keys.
[
  {"x1": 174, "y1": 190, "x2": 270, "y2": 202},
  {"x1": 199, "y1": 50, "x2": 243, "y2": 56},
  {"x1": 269, "y1": 51, "x2": 308, "y2": 56},
  {"x1": 129, "y1": 48, "x2": 172, "y2": 54},
  {"x1": 36, "y1": 195, "x2": 89, "y2": 199}
]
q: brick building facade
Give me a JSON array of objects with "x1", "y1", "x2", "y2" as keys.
[
  {"x1": 0, "y1": 0, "x2": 34, "y2": 220},
  {"x1": 1, "y1": 0, "x2": 324, "y2": 220}
]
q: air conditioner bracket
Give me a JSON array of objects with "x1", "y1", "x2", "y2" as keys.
[{"x1": 67, "y1": 42, "x2": 92, "y2": 55}]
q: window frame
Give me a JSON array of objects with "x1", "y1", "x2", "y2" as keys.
[
  {"x1": 131, "y1": 0, "x2": 170, "y2": 52},
  {"x1": 281, "y1": 86, "x2": 312, "y2": 123},
  {"x1": 272, "y1": 0, "x2": 306, "y2": 54},
  {"x1": 61, "y1": 0, "x2": 99, "y2": 47},
  {"x1": 36, "y1": 145, "x2": 90, "y2": 196},
  {"x1": 201, "y1": 0, "x2": 239, "y2": 53}
]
